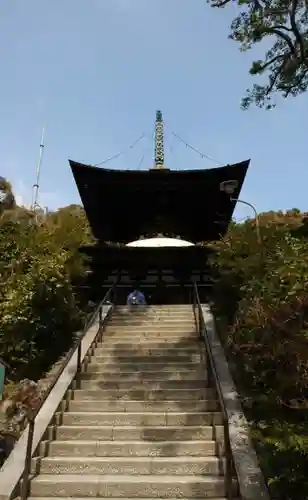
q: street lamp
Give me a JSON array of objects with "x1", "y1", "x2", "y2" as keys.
[{"x1": 220, "y1": 180, "x2": 261, "y2": 244}]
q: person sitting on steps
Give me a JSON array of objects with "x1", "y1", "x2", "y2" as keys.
[{"x1": 126, "y1": 288, "x2": 147, "y2": 306}]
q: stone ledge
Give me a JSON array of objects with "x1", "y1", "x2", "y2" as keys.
[
  {"x1": 201, "y1": 304, "x2": 270, "y2": 500},
  {"x1": 0, "y1": 305, "x2": 112, "y2": 500}
]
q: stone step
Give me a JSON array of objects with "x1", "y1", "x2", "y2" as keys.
[
  {"x1": 86, "y1": 358, "x2": 202, "y2": 373},
  {"x1": 100, "y1": 339, "x2": 200, "y2": 345},
  {"x1": 107, "y1": 325, "x2": 196, "y2": 331},
  {"x1": 115, "y1": 305, "x2": 193, "y2": 308},
  {"x1": 105, "y1": 326, "x2": 197, "y2": 332},
  {"x1": 105, "y1": 328, "x2": 196, "y2": 334},
  {"x1": 72, "y1": 388, "x2": 213, "y2": 401},
  {"x1": 108, "y1": 320, "x2": 195, "y2": 327},
  {"x1": 79, "y1": 371, "x2": 207, "y2": 382},
  {"x1": 29, "y1": 473, "x2": 231, "y2": 498},
  {"x1": 98, "y1": 339, "x2": 199, "y2": 346},
  {"x1": 108, "y1": 317, "x2": 194, "y2": 322},
  {"x1": 55, "y1": 425, "x2": 217, "y2": 442},
  {"x1": 113, "y1": 308, "x2": 193, "y2": 312},
  {"x1": 110, "y1": 317, "x2": 195, "y2": 323},
  {"x1": 102, "y1": 339, "x2": 200, "y2": 345},
  {"x1": 34, "y1": 456, "x2": 224, "y2": 476},
  {"x1": 86, "y1": 363, "x2": 203, "y2": 374},
  {"x1": 62, "y1": 412, "x2": 223, "y2": 427},
  {"x1": 114, "y1": 306, "x2": 193, "y2": 312},
  {"x1": 95, "y1": 343, "x2": 200, "y2": 352},
  {"x1": 112, "y1": 310, "x2": 193, "y2": 318},
  {"x1": 108, "y1": 325, "x2": 196, "y2": 331},
  {"x1": 113, "y1": 311, "x2": 193, "y2": 316},
  {"x1": 102, "y1": 336, "x2": 199, "y2": 342},
  {"x1": 68, "y1": 400, "x2": 218, "y2": 413},
  {"x1": 109, "y1": 321, "x2": 195, "y2": 326},
  {"x1": 111, "y1": 310, "x2": 194, "y2": 316},
  {"x1": 112, "y1": 311, "x2": 194, "y2": 316},
  {"x1": 93, "y1": 355, "x2": 202, "y2": 363},
  {"x1": 28, "y1": 497, "x2": 232, "y2": 500},
  {"x1": 48, "y1": 439, "x2": 217, "y2": 457},
  {"x1": 93, "y1": 352, "x2": 202, "y2": 362},
  {"x1": 105, "y1": 327, "x2": 197, "y2": 334},
  {"x1": 110, "y1": 312, "x2": 194, "y2": 320},
  {"x1": 100, "y1": 338, "x2": 199, "y2": 344},
  {"x1": 78, "y1": 379, "x2": 207, "y2": 390}
]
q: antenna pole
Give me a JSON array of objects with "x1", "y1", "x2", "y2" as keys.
[
  {"x1": 31, "y1": 126, "x2": 45, "y2": 211},
  {"x1": 154, "y1": 110, "x2": 165, "y2": 169}
]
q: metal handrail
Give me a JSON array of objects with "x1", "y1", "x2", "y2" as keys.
[
  {"x1": 20, "y1": 283, "x2": 117, "y2": 500},
  {"x1": 192, "y1": 281, "x2": 235, "y2": 500},
  {"x1": 0, "y1": 357, "x2": 11, "y2": 369}
]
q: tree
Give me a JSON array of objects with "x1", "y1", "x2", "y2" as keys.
[
  {"x1": 0, "y1": 177, "x2": 16, "y2": 215},
  {"x1": 209, "y1": 0, "x2": 308, "y2": 109},
  {"x1": 0, "y1": 182, "x2": 95, "y2": 381},
  {"x1": 211, "y1": 210, "x2": 308, "y2": 499},
  {"x1": 46, "y1": 204, "x2": 95, "y2": 250}
]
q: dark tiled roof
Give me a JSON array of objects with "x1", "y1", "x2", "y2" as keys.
[{"x1": 70, "y1": 159, "x2": 250, "y2": 244}]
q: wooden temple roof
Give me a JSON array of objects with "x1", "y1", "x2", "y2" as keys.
[{"x1": 70, "y1": 159, "x2": 250, "y2": 244}]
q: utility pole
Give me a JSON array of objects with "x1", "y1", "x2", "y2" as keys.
[{"x1": 31, "y1": 126, "x2": 45, "y2": 211}]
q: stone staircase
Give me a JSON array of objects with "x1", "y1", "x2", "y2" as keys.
[{"x1": 28, "y1": 305, "x2": 236, "y2": 499}]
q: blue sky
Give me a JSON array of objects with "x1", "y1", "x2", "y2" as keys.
[{"x1": 0, "y1": 0, "x2": 307, "y2": 221}]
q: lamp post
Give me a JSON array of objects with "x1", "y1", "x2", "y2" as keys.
[
  {"x1": 230, "y1": 197, "x2": 261, "y2": 245},
  {"x1": 220, "y1": 180, "x2": 261, "y2": 245}
]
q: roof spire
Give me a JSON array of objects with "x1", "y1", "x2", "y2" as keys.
[{"x1": 154, "y1": 110, "x2": 165, "y2": 169}]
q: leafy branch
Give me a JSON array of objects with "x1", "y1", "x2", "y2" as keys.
[{"x1": 209, "y1": 0, "x2": 308, "y2": 108}]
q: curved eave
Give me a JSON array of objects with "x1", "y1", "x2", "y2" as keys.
[{"x1": 70, "y1": 159, "x2": 250, "y2": 243}]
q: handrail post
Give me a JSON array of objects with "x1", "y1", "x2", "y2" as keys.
[
  {"x1": 98, "y1": 305, "x2": 104, "y2": 342},
  {"x1": 99, "y1": 305, "x2": 103, "y2": 329},
  {"x1": 198, "y1": 306, "x2": 203, "y2": 341},
  {"x1": 21, "y1": 417, "x2": 35, "y2": 500},
  {"x1": 113, "y1": 282, "x2": 117, "y2": 305},
  {"x1": 201, "y1": 315, "x2": 212, "y2": 389},
  {"x1": 77, "y1": 341, "x2": 82, "y2": 372},
  {"x1": 192, "y1": 282, "x2": 197, "y2": 330},
  {"x1": 192, "y1": 283, "x2": 196, "y2": 309},
  {"x1": 223, "y1": 414, "x2": 234, "y2": 500},
  {"x1": 76, "y1": 341, "x2": 82, "y2": 390}
]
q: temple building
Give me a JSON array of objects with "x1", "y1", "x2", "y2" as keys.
[{"x1": 70, "y1": 111, "x2": 250, "y2": 304}]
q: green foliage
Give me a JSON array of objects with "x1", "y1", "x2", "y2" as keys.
[
  {"x1": 212, "y1": 210, "x2": 308, "y2": 499},
  {"x1": 209, "y1": 1, "x2": 308, "y2": 109},
  {"x1": 0, "y1": 177, "x2": 16, "y2": 214},
  {"x1": 0, "y1": 194, "x2": 94, "y2": 381},
  {"x1": 46, "y1": 204, "x2": 96, "y2": 284}
]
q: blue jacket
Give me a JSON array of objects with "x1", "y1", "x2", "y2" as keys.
[{"x1": 127, "y1": 290, "x2": 146, "y2": 305}]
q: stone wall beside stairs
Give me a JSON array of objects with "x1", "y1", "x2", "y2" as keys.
[{"x1": 201, "y1": 305, "x2": 270, "y2": 500}]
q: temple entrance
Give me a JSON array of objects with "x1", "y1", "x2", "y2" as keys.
[
  {"x1": 118, "y1": 284, "x2": 186, "y2": 305},
  {"x1": 109, "y1": 285, "x2": 175, "y2": 305},
  {"x1": 98, "y1": 281, "x2": 211, "y2": 306}
]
